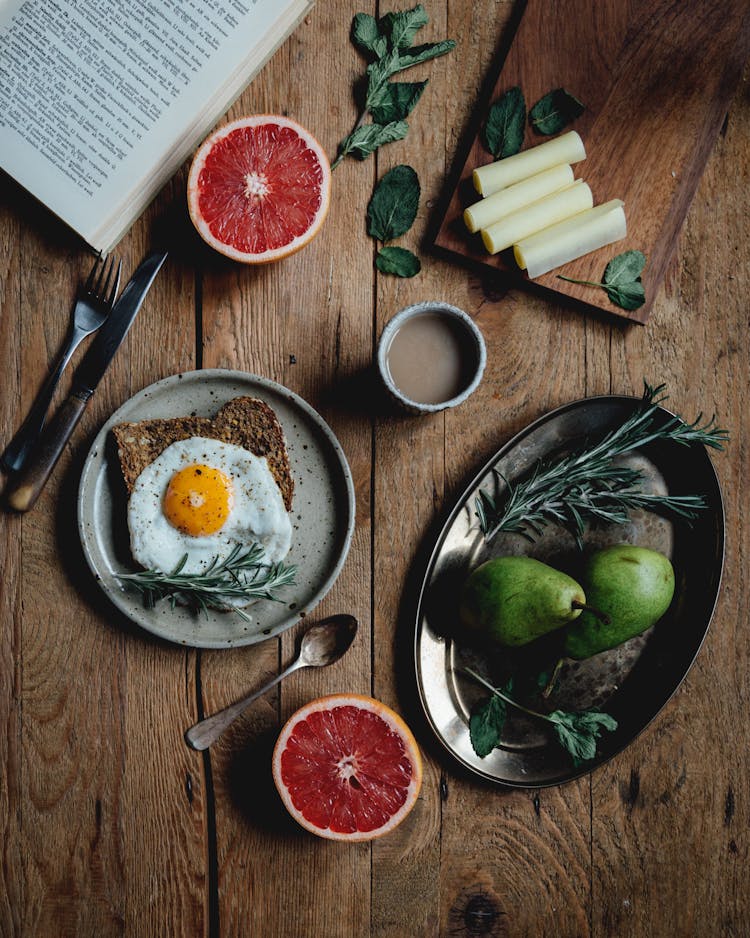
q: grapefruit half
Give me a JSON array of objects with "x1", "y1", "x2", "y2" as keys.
[
  {"x1": 187, "y1": 115, "x2": 331, "y2": 263},
  {"x1": 272, "y1": 694, "x2": 423, "y2": 841}
]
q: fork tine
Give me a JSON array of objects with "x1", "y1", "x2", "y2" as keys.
[
  {"x1": 83, "y1": 257, "x2": 103, "y2": 292},
  {"x1": 107, "y1": 258, "x2": 122, "y2": 306},
  {"x1": 91, "y1": 256, "x2": 109, "y2": 296},
  {"x1": 97, "y1": 255, "x2": 117, "y2": 301}
]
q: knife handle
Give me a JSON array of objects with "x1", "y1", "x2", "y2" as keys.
[{"x1": 5, "y1": 389, "x2": 91, "y2": 512}]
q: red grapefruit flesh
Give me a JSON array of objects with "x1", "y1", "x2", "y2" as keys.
[
  {"x1": 187, "y1": 115, "x2": 331, "y2": 263},
  {"x1": 272, "y1": 694, "x2": 423, "y2": 841}
]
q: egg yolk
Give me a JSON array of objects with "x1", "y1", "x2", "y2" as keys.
[{"x1": 163, "y1": 464, "x2": 234, "y2": 536}]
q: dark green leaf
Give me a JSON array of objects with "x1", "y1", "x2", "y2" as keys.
[
  {"x1": 604, "y1": 280, "x2": 646, "y2": 311},
  {"x1": 529, "y1": 88, "x2": 585, "y2": 135},
  {"x1": 375, "y1": 246, "x2": 421, "y2": 277},
  {"x1": 396, "y1": 39, "x2": 457, "y2": 70},
  {"x1": 557, "y1": 249, "x2": 647, "y2": 311},
  {"x1": 337, "y1": 121, "x2": 409, "y2": 162},
  {"x1": 352, "y1": 13, "x2": 387, "y2": 58},
  {"x1": 482, "y1": 86, "x2": 526, "y2": 158},
  {"x1": 385, "y1": 4, "x2": 429, "y2": 49},
  {"x1": 603, "y1": 249, "x2": 647, "y2": 285},
  {"x1": 365, "y1": 49, "x2": 402, "y2": 103},
  {"x1": 602, "y1": 249, "x2": 647, "y2": 310},
  {"x1": 469, "y1": 694, "x2": 507, "y2": 757},
  {"x1": 368, "y1": 80, "x2": 428, "y2": 124},
  {"x1": 367, "y1": 164, "x2": 421, "y2": 241},
  {"x1": 548, "y1": 710, "x2": 618, "y2": 766}
]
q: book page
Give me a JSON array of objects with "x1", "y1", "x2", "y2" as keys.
[{"x1": 0, "y1": 0, "x2": 309, "y2": 248}]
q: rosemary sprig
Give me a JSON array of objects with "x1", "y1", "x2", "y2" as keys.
[
  {"x1": 476, "y1": 383, "x2": 728, "y2": 546},
  {"x1": 117, "y1": 543, "x2": 297, "y2": 622}
]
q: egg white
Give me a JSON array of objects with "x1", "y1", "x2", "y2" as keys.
[{"x1": 127, "y1": 438, "x2": 292, "y2": 584}]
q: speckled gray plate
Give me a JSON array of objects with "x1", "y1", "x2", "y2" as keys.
[
  {"x1": 415, "y1": 395, "x2": 725, "y2": 787},
  {"x1": 78, "y1": 369, "x2": 355, "y2": 648}
]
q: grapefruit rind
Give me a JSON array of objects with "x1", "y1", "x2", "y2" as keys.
[
  {"x1": 272, "y1": 693, "x2": 423, "y2": 842},
  {"x1": 187, "y1": 114, "x2": 331, "y2": 264}
]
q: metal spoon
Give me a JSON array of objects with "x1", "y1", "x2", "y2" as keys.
[{"x1": 184, "y1": 614, "x2": 358, "y2": 751}]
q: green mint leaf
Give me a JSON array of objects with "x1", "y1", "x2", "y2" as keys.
[
  {"x1": 529, "y1": 88, "x2": 585, "y2": 135},
  {"x1": 548, "y1": 710, "x2": 618, "y2": 766},
  {"x1": 367, "y1": 164, "x2": 421, "y2": 241},
  {"x1": 365, "y1": 49, "x2": 403, "y2": 107},
  {"x1": 602, "y1": 250, "x2": 647, "y2": 310},
  {"x1": 557, "y1": 249, "x2": 648, "y2": 311},
  {"x1": 336, "y1": 120, "x2": 409, "y2": 162},
  {"x1": 482, "y1": 86, "x2": 526, "y2": 158},
  {"x1": 368, "y1": 80, "x2": 428, "y2": 124},
  {"x1": 352, "y1": 13, "x2": 387, "y2": 58},
  {"x1": 604, "y1": 280, "x2": 646, "y2": 311},
  {"x1": 396, "y1": 39, "x2": 457, "y2": 70},
  {"x1": 376, "y1": 246, "x2": 421, "y2": 277},
  {"x1": 603, "y1": 249, "x2": 647, "y2": 286},
  {"x1": 469, "y1": 694, "x2": 507, "y2": 758},
  {"x1": 385, "y1": 4, "x2": 429, "y2": 49}
]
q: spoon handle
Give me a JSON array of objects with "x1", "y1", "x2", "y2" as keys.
[{"x1": 185, "y1": 659, "x2": 304, "y2": 751}]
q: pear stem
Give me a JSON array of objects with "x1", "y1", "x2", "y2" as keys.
[{"x1": 571, "y1": 600, "x2": 611, "y2": 625}]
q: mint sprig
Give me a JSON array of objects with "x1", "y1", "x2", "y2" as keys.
[
  {"x1": 367, "y1": 164, "x2": 421, "y2": 277},
  {"x1": 558, "y1": 249, "x2": 647, "y2": 310},
  {"x1": 480, "y1": 85, "x2": 585, "y2": 158},
  {"x1": 465, "y1": 668, "x2": 618, "y2": 767},
  {"x1": 333, "y1": 5, "x2": 456, "y2": 168}
]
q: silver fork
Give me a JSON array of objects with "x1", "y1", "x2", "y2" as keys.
[{"x1": 2, "y1": 255, "x2": 122, "y2": 473}]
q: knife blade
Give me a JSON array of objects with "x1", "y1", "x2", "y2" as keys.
[
  {"x1": 5, "y1": 250, "x2": 168, "y2": 512},
  {"x1": 74, "y1": 250, "x2": 168, "y2": 393}
]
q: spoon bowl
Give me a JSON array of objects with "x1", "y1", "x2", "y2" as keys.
[{"x1": 297, "y1": 614, "x2": 358, "y2": 667}]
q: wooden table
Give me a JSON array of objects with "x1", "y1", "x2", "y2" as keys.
[{"x1": 1, "y1": 2, "x2": 748, "y2": 935}]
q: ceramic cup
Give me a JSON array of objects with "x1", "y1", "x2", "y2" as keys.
[{"x1": 376, "y1": 301, "x2": 487, "y2": 415}]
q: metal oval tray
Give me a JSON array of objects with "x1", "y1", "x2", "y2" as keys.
[{"x1": 414, "y1": 394, "x2": 725, "y2": 787}]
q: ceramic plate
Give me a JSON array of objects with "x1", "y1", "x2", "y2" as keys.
[
  {"x1": 414, "y1": 394, "x2": 725, "y2": 787},
  {"x1": 78, "y1": 369, "x2": 355, "y2": 648}
]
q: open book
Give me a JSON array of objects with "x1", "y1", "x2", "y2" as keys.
[{"x1": 0, "y1": 0, "x2": 314, "y2": 253}]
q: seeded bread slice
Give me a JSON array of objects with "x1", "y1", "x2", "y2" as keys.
[{"x1": 111, "y1": 396, "x2": 294, "y2": 510}]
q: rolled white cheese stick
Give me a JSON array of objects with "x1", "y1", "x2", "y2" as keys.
[
  {"x1": 480, "y1": 181, "x2": 593, "y2": 256},
  {"x1": 464, "y1": 164, "x2": 574, "y2": 234},
  {"x1": 514, "y1": 200, "x2": 626, "y2": 278},
  {"x1": 473, "y1": 131, "x2": 586, "y2": 197}
]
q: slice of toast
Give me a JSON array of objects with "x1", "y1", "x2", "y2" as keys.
[{"x1": 111, "y1": 396, "x2": 294, "y2": 510}]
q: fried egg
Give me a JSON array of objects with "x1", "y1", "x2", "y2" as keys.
[{"x1": 127, "y1": 438, "x2": 292, "y2": 586}]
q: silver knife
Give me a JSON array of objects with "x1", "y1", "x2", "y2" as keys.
[{"x1": 6, "y1": 251, "x2": 168, "y2": 512}]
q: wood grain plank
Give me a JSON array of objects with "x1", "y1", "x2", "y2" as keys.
[
  {"x1": 0, "y1": 175, "x2": 24, "y2": 937},
  {"x1": 367, "y1": 0, "x2": 462, "y2": 929},
  {"x1": 0, "y1": 174, "x2": 205, "y2": 934},
  {"x1": 589, "y1": 74, "x2": 750, "y2": 936},
  {"x1": 370, "y1": 1, "x2": 595, "y2": 934},
  {"x1": 113, "y1": 196, "x2": 208, "y2": 938},
  {"x1": 434, "y1": 0, "x2": 750, "y2": 323},
  {"x1": 196, "y1": 7, "x2": 375, "y2": 935}
]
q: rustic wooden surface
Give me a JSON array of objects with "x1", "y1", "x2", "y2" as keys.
[
  {"x1": 0, "y1": 1, "x2": 748, "y2": 935},
  {"x1": 434, "y1": 0, "x2": 750, "y2": 324}
]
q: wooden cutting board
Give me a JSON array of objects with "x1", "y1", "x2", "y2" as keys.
[{"x1": 433, "y1": 0, "x2": 750, "y2": 324}]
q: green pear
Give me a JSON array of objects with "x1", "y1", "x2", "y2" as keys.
[
  {"x1": 459, "y1": 556, "x2": 586, "y2": 647},
  {"x1": 564, "y1": 545, "x2": 675, "y2": 660}
]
